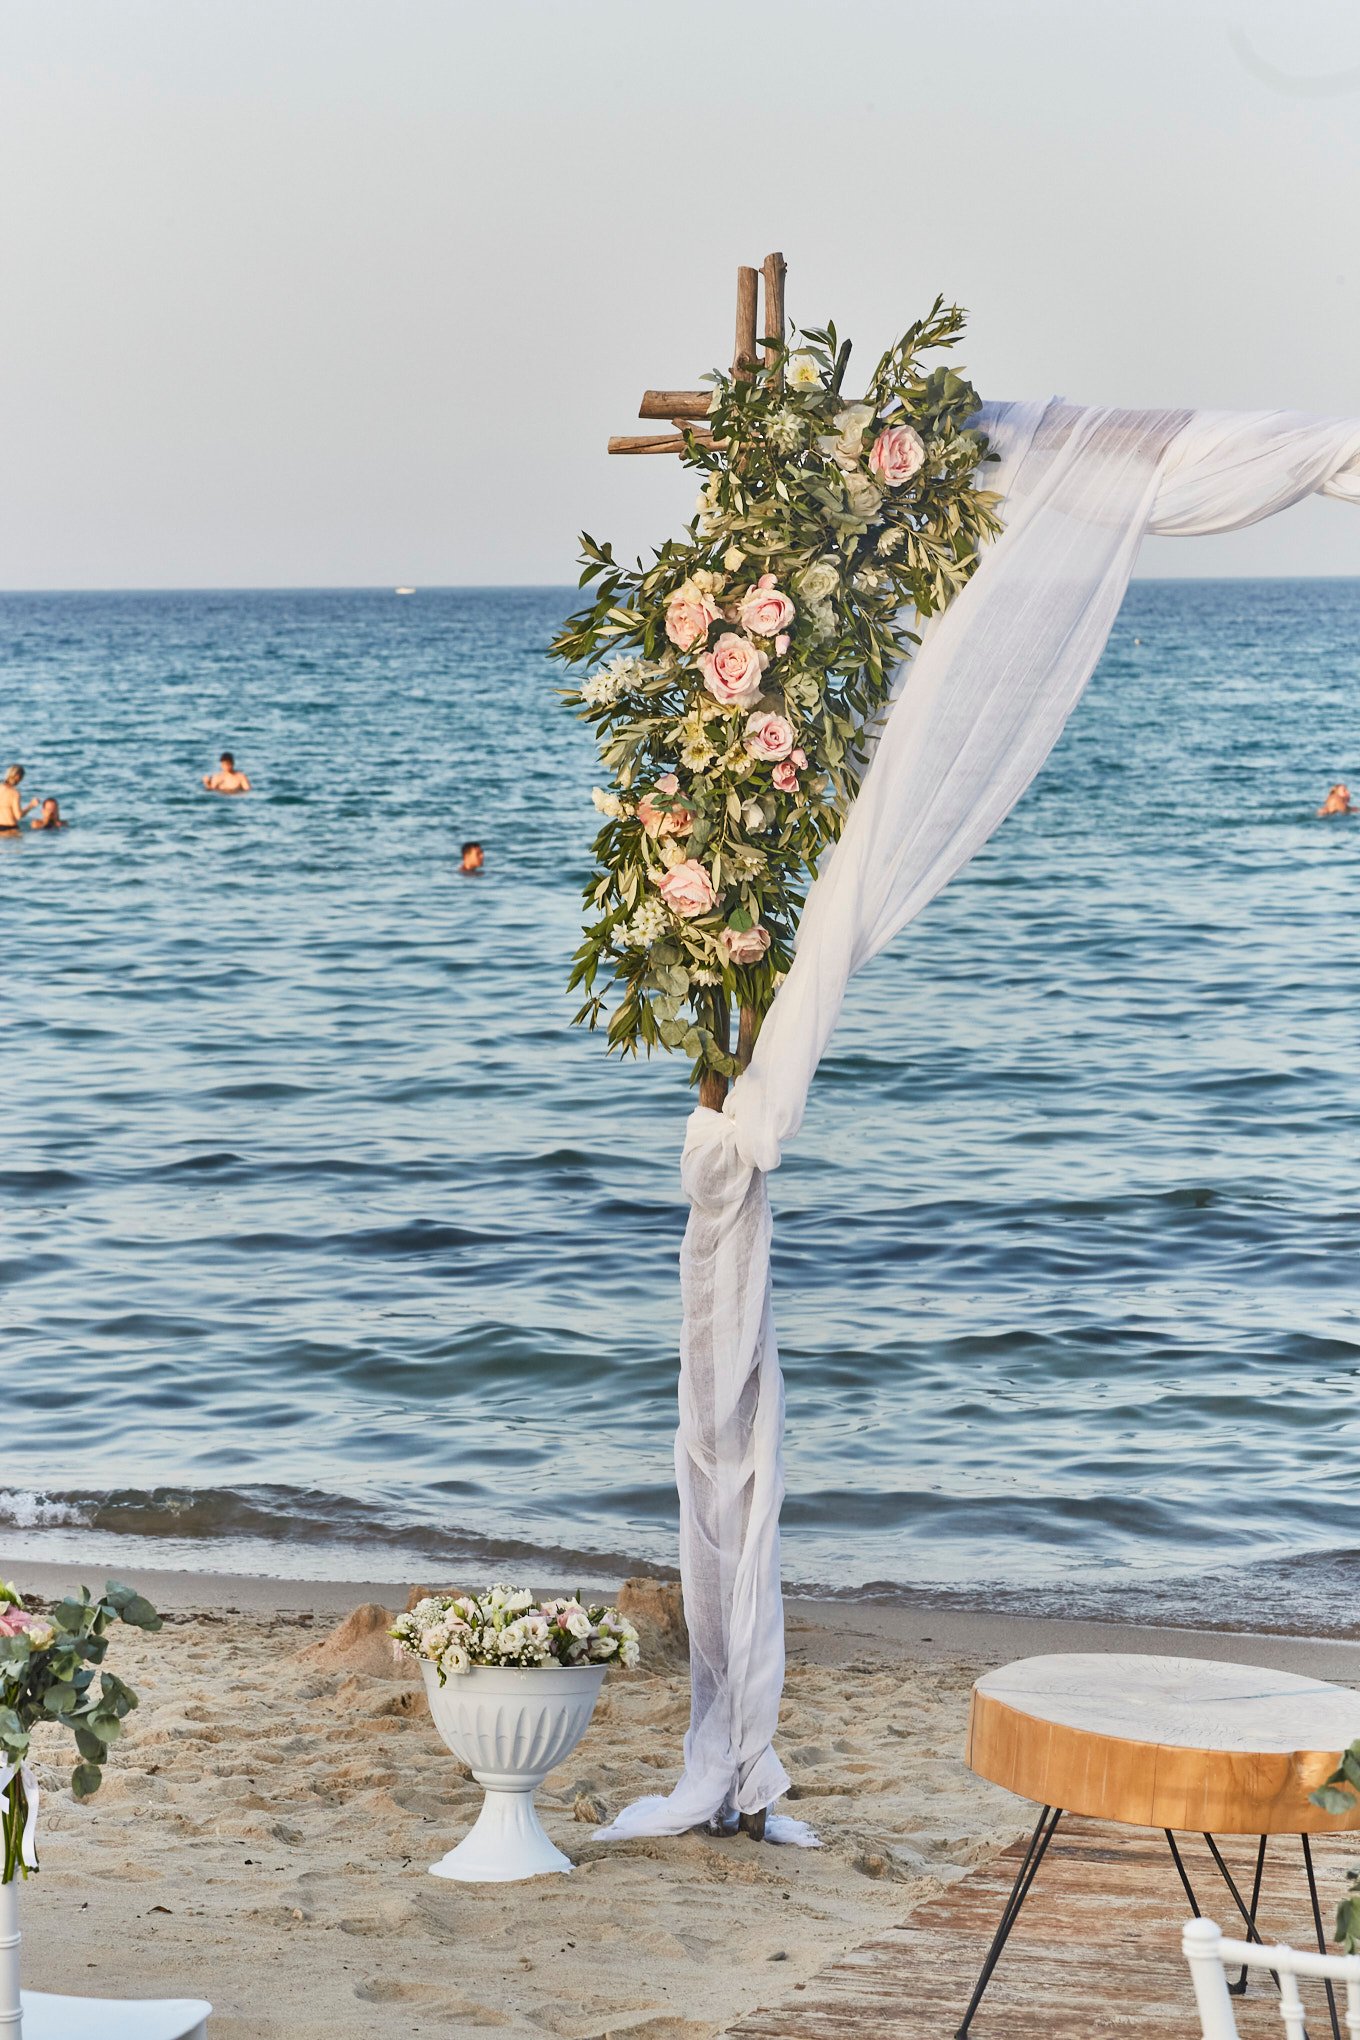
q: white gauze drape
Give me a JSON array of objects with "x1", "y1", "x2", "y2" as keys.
[{"x1": 597, "y1": 398, "x2": 1360, "y2": 1843}]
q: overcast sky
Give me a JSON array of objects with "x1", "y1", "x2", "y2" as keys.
[{"x1": 2, "y1": 0, "x2": 1358, "y2": 588}]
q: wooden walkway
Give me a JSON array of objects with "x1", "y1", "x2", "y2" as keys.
[{"x1": 726, "y1": 1818, "x2": 1359, "y2": 2038}]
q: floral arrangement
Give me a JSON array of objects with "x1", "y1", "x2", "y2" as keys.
[
  {"x1": 550, "y1": 300, "x2": 1001, "y2": 1087},
  {"x1": 0, "y1": 1578, "x2": 161, "y2": 1882},
  {"x1": 390, "y1": 1584, "x2": 641, "y2": 1686}
]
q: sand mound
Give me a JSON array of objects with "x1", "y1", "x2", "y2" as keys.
[
  {"x1": 297, "y1": 1601, "x2": 404, "y2": 1680},
  {"x1": 618, "y1": 1577, "x2": 688, "y2": 1668}
]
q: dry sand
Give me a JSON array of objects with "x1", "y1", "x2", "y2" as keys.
[{"x1": 7, "y1": 1557, "x2": 1359, "y2": 2040}]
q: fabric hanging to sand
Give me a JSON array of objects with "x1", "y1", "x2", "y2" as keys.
[{"x1": 595, "y1": 398, "x2": 1360, "y2": 1843}]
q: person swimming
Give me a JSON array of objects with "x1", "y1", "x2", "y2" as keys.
[
  {"x1": 460, "y1": 841, "x2": 485, "y2": 873},
  {"x1": 30, "y1": 797, "x2": 67, "y2": 831},
  {"x1": 203, "y1": 751, "x2": 252, "y2": 794},
  {"x1": 0, "y1": 765, "x2": 40, "y2": 832},
  {"x1": 1317, "y1": 782, "x2": 1354, "y2": 817}
]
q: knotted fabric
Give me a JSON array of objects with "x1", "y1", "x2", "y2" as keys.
[{"x1": 596, "y1": 399, "x2": 1360, "y2": 1842}]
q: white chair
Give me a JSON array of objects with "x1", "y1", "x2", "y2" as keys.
[
  {"x1": 1183, "y1": 1916, "x2": 1360, "y2": 2040},
  {"x1": 17, "y1": 1994, "x2": 210, "y2": 2038}
]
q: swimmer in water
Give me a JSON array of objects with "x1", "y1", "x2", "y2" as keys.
[
  {"x1": 1317, "y1": 783, "x2": 1354, "y2": 817},
  {"x1": 30, "y1": 797, "x2": 67, "y2": 830},
  {"x1": 0, "y1": 765, "x2": 40, "y2": 832},
  {"x1": 461, "y1": 841, "x2": 485, "y2": 874},
  {"x1": 203, "y1": 751, "x2": 252, "y2": 794}
]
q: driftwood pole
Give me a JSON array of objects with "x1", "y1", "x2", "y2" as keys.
[{"x1": 609, "y1": 255, "x2": 787, "y2": 1114}]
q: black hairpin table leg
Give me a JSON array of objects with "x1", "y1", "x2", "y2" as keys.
[
  {"x1": 1303, "y1": 1833, "x2": 1343, "y2": 2040},
  {"x1": 955, "y1": 1805, "x2": 1064, "y2": 2039}
]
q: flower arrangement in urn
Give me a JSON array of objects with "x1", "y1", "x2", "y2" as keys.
[
  {"x1": 0, "y1": 1578, "x2": 161, "y2": 1883},
  {"x1": 550, "y1": 300, "x2": 1000, "y2": 1088},
  {"x1": 390, "y1": 1584, "x2": 640, "y2": 1683},
  {"x1": 392, "y1": 1585, "x2": 641, "y2": 1882}
]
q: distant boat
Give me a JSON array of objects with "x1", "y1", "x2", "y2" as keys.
[{"x1": 394, "y1": 586, "x2": 416, "y2": 596}]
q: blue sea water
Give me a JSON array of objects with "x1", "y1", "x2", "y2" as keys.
[{"x1": 1, "y1": 582, "x2": 1358, "y2": 1629}]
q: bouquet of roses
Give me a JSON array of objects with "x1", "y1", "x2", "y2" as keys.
[
  {"x1": 390, "y1": 1584, "x2": 640, "y2": 1687},
  {"x1": 551, "y1": 299, "x2": 1000, "y2": 1087},
  {"x1": 0, "y1": 1578, "x2": 161, "y2": 1882}
]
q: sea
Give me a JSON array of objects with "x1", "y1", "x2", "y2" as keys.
[{"x1": 2, "y1": 581, "x2": 1358, "y2": 1633}]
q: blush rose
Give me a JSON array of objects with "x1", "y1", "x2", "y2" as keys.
[
  {"x1": 720, "y1": 924, "x2": 771, "y2": 966},
  {"x1": 868, "y1": 423, "x2": 926, "y2": 488},
  {"x1": 664, "y1": 582, "x2": 720, "y2": 653},
  {"x1": 744, "y1": 712, "x2": 796, "y2": 762},
  {"x1": 657, "y1": 860, "x2": 717, "y2": 918},
  {"x1": 737, "y1": 574, "x2": 796, "y2": 641},
  {"x1": 698, "y1": 632, "x2": 767, "y2": 709}
]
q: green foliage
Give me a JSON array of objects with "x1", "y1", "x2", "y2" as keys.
[
  {"x1": 0, "y1": 1578, "x2": 162, "y2": 1881},
  {"x1": 1308, "y1": 1739, "x2": 1360, "y2": 1948},
  {"x1": 549, "y1": 300, "x2": 1001, "y2": 1085}
]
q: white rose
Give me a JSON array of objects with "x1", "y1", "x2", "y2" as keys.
[
  {"x1": 796, "y1": 557, "x2": 840, "y2": 604},
  {"x1": 740, "y1": 799, "x2": 766, "y2": 833},
  {"x1": 843, "y1": 471, "x2": 883, "y2": 522},
  {"x1": 817, "y1": 403, "x2": 876, "y2": 473}
]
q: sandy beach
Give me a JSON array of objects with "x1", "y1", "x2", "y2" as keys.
[{"x1": 5, "y1": 1558, "x2": 1358, "y2": 2039}]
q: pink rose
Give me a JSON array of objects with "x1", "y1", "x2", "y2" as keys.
[
  {"x1": 744, "y1": 711, "x2": 795, "y2": 762},
  {"x1": 791, "y1": 748, "x2": 807, "y2": 769},
  {"x1": 772, "y1": 759, "x2": 799, "y2": 793},
  {"x1": 720, "y1": 923, "x2": 772, "y2": 966},
  {"x1": 737, "y1": 574, "x2": 796, "y2": 640},
  {"x1": 775, "y1": 633, "x2": 790, "y2": 657},
  {"x1": 637, "y1": 785, "x2": 693, "y2": 839},
  {"x1": 0, "y1": 1607, "x2": 36, "y2": 1638},
  {"x1": 657, "y1": 859, "x2": 717, "y2": 918},
  {"x1": 665, "y1": 585, "x2": 720, "y2": 652},
  {"x1": 698, "y1": 632, "x2": 767, "y2": 709},
  {"x1": 868, "y1": 423, "x2": 926, "y2": 488}
]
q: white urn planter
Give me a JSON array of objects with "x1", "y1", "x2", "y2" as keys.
[{"x1": 420, "y1": 1661, "x2": 606, "y2": 1882}]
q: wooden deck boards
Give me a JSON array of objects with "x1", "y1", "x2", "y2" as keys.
[{"x1": 725, "y1": 1818, "x2": 1359, "y2": 2038}]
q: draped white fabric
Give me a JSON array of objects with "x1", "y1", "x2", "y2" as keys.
[{"x1": 596, "y1": 400, "x2": 1360, "y2": 1843}]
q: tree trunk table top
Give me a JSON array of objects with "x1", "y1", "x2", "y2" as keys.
[{"x1": 966, "y1": 1653, "x2": 1360, "y2": 1834}]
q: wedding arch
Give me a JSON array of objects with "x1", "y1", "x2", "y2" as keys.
[{"x1": 553, "y1": 255, "x2": 1360, "y2": 1845}]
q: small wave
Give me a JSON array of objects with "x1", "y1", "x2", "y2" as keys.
[{"x1": 0, "y1": 1490, "x2": 96, "y2": 1530}]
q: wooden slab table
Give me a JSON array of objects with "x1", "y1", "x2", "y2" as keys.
[{"x1": 960, "y1": 1653, "x2": 1360, "y2": 2039}]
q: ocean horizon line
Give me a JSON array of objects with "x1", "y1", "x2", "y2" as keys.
[{"x1": 3, "y1": 572, "x2": 1360, "y2": 598}]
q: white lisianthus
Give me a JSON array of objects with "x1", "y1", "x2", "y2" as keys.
[
  {"x1": 440, "y1": 1642, "x2": 471, "y2": 1678},
  {"x1": 817, "y1": 402, "x2": 876, "y2": 473},
  {"x1": 620, "y1": 1636, "x2": 640, "y2": 1669},
  {"x1": 563, "y1": 1606, "x2": 592, "y2": 1640},
  {"x1": 786, "y1": 353, "x2": 821, "y2": 387},
  {"x1": 592, "y1": 787, "x2": 624, "y2": 819},
  {"x1": 740, "y1": 799, "x2": 766, "y2": 833},
  {"x1": 723, "y1": 547, "x2": 745, "y2": 572}
]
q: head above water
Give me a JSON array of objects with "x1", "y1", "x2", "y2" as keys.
[
  {"x1": 461, "y1": 841, "x2": 484, "y2": 872},
  {"x1": 4, "y1": 765, "x2": 23, "y2": 787},
  {"x1": 220, "y1": 752, "x2": 235, "y2": 769},
  {"x1": 40, "y1": 798, "x2": 59, "y2": 820}
]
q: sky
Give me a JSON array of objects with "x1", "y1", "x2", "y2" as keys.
[{"x1": 2, "y1": 0, "x2": 1358, "y2": 589}]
